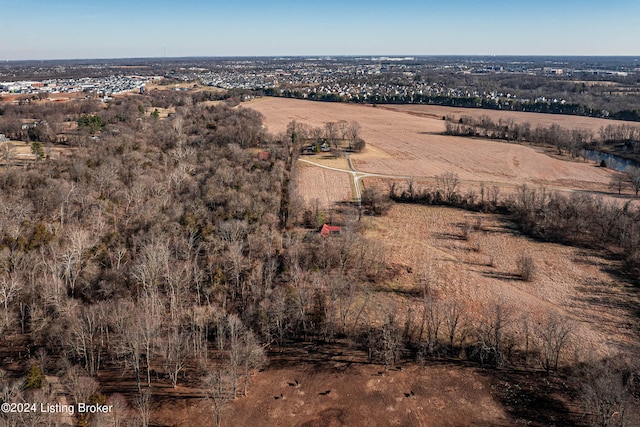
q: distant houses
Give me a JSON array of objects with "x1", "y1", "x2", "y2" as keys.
[{"x1": 301, "y1": 141, "x2": 331, "y2": 155}]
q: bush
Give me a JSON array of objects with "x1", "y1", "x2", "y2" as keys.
[
  {"x1": 361, "y1": 187, "x2": 392, "y2": 216},
  {"x1": 516, "y1": 253, "x2": 535, "y2": 281},
  {"x1": 24, "y1": 364, "x2": 44, "y2": 389}
]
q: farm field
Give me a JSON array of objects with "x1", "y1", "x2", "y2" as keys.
[
  {"x1": 363, "y1": 204, "x2": 640, "y2": 359},
  {"x1": 247, "y1": 97, "x2": 623, "y2": 202},
  {"x1": 378, "y1": 104, "x2": 640, "y2": 134},
  {"x1": 243, "y1": 97, "x2": 640, "y2": 425},
  {"x1": 152, "y1": 354, "x2": 580, "y2": 427},
  {"x1": 294, "y1": 161, "x2": 354, "y2": 208}
]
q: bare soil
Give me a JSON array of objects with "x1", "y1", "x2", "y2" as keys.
[{"x1": 150, "y1": 349, "x2": 586, "y2": 427}]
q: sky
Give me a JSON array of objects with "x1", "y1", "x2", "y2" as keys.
[{"x1": 1, "y1": 0, "x2": 639, "y2": 60}]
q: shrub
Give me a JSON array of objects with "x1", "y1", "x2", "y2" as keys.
[
  {"x1": 516, "y1": 253, "x2": 535, "y2": 281},
  {"x1": 24, "y1": 364, "x2": 44, "y2": 389}
]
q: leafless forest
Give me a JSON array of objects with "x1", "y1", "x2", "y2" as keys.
[{"x1": 1, "y1": 88, "x2": 639, "y2": 426}]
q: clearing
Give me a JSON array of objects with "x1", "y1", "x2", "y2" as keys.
[{"x1": 247, "y1": 97, "x2": 624, "y2": 204}]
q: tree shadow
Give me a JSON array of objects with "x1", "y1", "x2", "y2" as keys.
[
  {"x1": 481, "y1": 368, "x2": 586, "y2": 426},
  {"x1": 481, "y1": 271, "x2": 522, "y2": 281},
  {"x1": 570, "y1": 249, "x2": 640, "y2": 350},
  {"x1": 432, "y1": 231, "x2": 466, "y2": 241}
]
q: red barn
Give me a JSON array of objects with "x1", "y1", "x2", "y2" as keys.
[{"x1": 320, "y1": 224, "x2": 342, "y2": 237}]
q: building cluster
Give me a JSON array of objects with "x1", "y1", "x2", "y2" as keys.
[
  {"x1": 1, "y1": 57, "x2": 636, "y2": 111},
  {"x1": 0, "y1": 75, "x2": 162, "y2": 97},
  {"x1": 178, "y1": 57, "x2": 633, "y2": 106}
]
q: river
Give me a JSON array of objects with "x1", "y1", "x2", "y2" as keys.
[{"x1": 581, "y1": 149, "x2": 640, "y2": 172}]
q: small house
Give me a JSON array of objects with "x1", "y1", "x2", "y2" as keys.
[
  {"x1": 301, "y1": 145, "x2": 316, "y2": 155},
  {"x1": 320, "y1": 224, "x2": 342, "y2": 237}
]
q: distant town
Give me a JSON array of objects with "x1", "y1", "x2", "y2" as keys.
[{"x1": 2, "y1": 56, "x2": 639, "y2": 120}]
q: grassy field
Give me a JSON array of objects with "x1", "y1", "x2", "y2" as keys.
[{"x1": 247, "y1": 97, "x2": 624, "y2": 200}]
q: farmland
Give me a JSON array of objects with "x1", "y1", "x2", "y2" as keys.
[
  {"x1": 245, "y1": 96, "x2": 640, "y2": 425},
  {"x1": 248, "y1": 97, "x2": 626, "y2": 199},
  {"x1": 1, "y1": 89, "x2": 639, "y2": 427}
]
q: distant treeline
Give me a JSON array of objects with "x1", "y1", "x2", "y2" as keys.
[
  {"x1": 263, "y1": 87, "x2": 640, "y2": 123},
  {"x1": 444, "y1": 115, "x2": 640, "y2": 163}
]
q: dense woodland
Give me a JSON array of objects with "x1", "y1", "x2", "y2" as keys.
[{"x1": 0, "y1": 92, "x2": 639, "y2": 426}]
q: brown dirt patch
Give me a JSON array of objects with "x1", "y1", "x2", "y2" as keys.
[{"x1": 222, "y1": 363, "x2": 509, "y2": 427}]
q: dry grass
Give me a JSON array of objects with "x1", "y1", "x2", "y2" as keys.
[
  {"x1": 247, "y1": 98, "x2": 620, "y2": 198},
  {"x1": 381, "y1": 104, "x2": 640, "y2": 133},
  {"x1": 294, "y1": 162, "x2": 353, "y2": 208},
  {"x1": 151, "y1": 361, "x2": 510, "y2": 427},
  {"x1": 3, "y1": 140, "x2": 70, "y2": 162},
  {"x1": 362, "y1": 203, "x2": 640, "y2": 359},
  {"x1": 221, "y1": 363, "x2": 508, "y2": 427}
]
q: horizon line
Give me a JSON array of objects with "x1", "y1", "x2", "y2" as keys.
[{"x1": 2, "y1": 54, "x2": 640, "y2": 63}]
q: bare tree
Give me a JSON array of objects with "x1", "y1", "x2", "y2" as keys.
[
  {"x1": 473, "y1": 304, "x2": 512, "y2": 368},
  {"x1": 162, "y1": 324, "x2": 190, "y2": 388},
  {"x1": 581, "y1": 358, "x2": 638, "y2": 427},
  {"x1": 626, "y1": 167, "x2": 640, "y2": 196},
  {"x1": 239, "y1": 330, "x2": 267, "y2": 396},
  {"x1": 0, "y1": 139, "x2": 15, "y2": 167},
  {"x1": 610, "y1": 173, "x2": 628, "y2": 195},
  {"x1": 135, "y1": 389, "x2": 151, "y2": 427},
  {"x1": 346, "y1": 121, "x2": 361, "y2": 150},
  {"x1": 436, "y1": 172, "x2": 460, "y2": 203},
  {"x1": 67, "y1": 304, "x2": 103, "y2": 376},
  {"x1": 59, "y1": 227, "x2": 96, "y2": 298},
  {"x1": 535, "y1": 313, "x2": 572, "y2": 373},
  {"x1": 0, "y1": 274, "x2": 22, "y2": 331},
  {"x1": 443, "y1": 299, "x2": 467, "y2": 354},
  {"x1": 205, "y1": 367, "x2": 235, "y2": 427},
  {"x1": 325, "y1": 122, "x2": 339, "y2": 149},
  {"x1": 516, "y1": 253, "x2": 536, "y2": 282}
]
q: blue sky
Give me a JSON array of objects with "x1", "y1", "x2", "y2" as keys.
[{"x1": 1, "y1": 0, "x2": 639, "y2": 60}]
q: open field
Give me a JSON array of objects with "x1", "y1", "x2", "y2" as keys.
[
  {"x1": 247, "y1": 97, "x2": 629, "y2": 206},
  {"x1": 221, "y1": 362, "x2": 509, "y2": 427},
  {"x1": 378, "y1": 104, "x2": 640, "y2": 134},
  {"x1": 363, "y1": 204, "x2": 640, "y2": 359},
  {"x1": 1, "y1": 140, "x2": 69, "y2": 163},
  {"x1": 151, "y1": 351, "x2": 583, "y2": 427},
  {"x1": 294, "y1": 161, "x2": 354, "y2": 208}
]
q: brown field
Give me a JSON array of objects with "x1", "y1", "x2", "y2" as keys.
[
  {"x1": 3, "y1": 140, "x2": 69, "y2": 163},
  {"x1": 248, "y1": 97, "x2": 629, "y2": 206},
  {"x1": 294, "y1": 162, "x2": 354, "y2": 208},
  {"x1": 363, "y1": 204, "x2": 640, "y2": 359},
  {"x1": 232, "y1": 98, "x2": 640, "y2": 425},
  {"x1": 378, "y1": 104, "x2": 640, "y2": 134},
  {"x1": 220, "y1": 363, "x2": 510, "y2": 427},
  {"x1": 152, "y1": 350, "x2": 581, "y2": 427}
]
